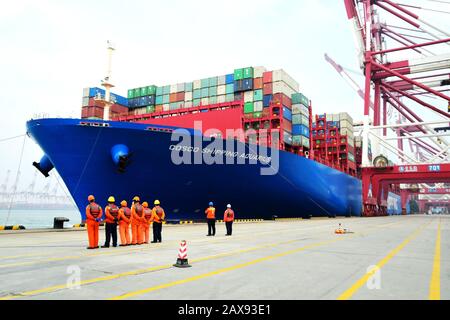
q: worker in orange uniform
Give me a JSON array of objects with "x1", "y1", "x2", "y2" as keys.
[
  {"x1": 118, "y1": 200, "x2": 131, "y2": 246},
  {"x1": 142, "y1": 202, "x2": 153, "y2": 244},
  {"x1": 205, "y1": 202, "x2": 216, "y2": 237},
  {"x1": 151, "y1": 200, "x2": 165, "y2": 243},
  {"x1": 102, "y1": 196, "x2": 119, "y2": 248},
  {"x1": 85, "y1": 195, "x2": 103, "y2": 250},
  {"x1": 224, "y1": 204, "x2": 235, "y2": 236},
  {"x1": 131, "y1": 196, "x2": 144, "y2": 245}
]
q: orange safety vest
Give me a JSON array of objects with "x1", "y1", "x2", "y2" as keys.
[
  {"x1": 224, "y1": 209, "x2": 234, "y2": 222},
  {"x1": 108, "y1": 204, "x2": 119, "y2": 218},
  {"x1": 143, "y1": 208, "x2": 152, "y2": 222},
  {"x1": 152, "y1": 207, "x2": 165, "y2": 223},
  {"x1": 205, "y1": 207, "x2": 216, "y2": 219},
  {"x1": 122, "y1": 207, "x2": 131, "y2": 219},
  {"x1": 89, "y1": 203, "x2": 101, "y2": 219}
]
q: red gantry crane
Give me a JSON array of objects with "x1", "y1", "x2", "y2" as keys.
[{"x1": 343, "y1": 0, "x2": 450, "y2": 216}]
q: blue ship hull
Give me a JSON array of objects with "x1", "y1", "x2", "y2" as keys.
[{"x1": 26, "y1": 118, "x2": 362, "y2": 221}]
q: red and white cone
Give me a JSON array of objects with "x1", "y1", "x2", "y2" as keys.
[{"x1": 174, "y1": 240, "x2": 191, "y2": 268}]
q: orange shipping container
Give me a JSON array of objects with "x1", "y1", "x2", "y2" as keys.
[{"x1": 254, "y1": 78, "x2": 263, "y2": 90}]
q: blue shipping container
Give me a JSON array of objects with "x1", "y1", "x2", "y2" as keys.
[
  {"x1": 263, "y1": 95, "x2": 273, "y2": 107},
  {"x1": 226, "y1": 74, "x2": 234, "y2": 84},
  {"x1": 242, "y1": 79, "x2": 253, "y2": 91},
  {"x1": 234, "y1": 80, "x2": 244, "y2": 92},
  {"x1": 88, "y1": 87, "x2": 128, "y2": 107},
  {"x1": 283, "y1": 106, "x2": 292, "y2": 122}
]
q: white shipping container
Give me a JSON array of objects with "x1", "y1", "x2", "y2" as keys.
[
  {"x1": 254, "y1": 66, "x2": 267, "y2": 78},
  {"x1": 217, "y1": 75, "x2": 226, "y2": 86},
  {"x1": 184, "y1": 101, "x2": 193, "y2": 109},
  {"x1": 135, "y1": 107, "x2": 147, "y2": 115},
  {"x1": 292, "y1": 104, "x2": 302, "y2": 115},
  {"x1": 340, "y1": 119, "x2": 353, "y2": 129},
  {"x1": 82, "y1": 97, "x2": 90, "y2": 107},
  {"x1": 272, "y1": 69, "x2": 300, "y2": 92},
  {"x1": 348, "y1": 138, "x2": 355, "y2": 147},
  {"x1": 302, "y1": 136, "x2": 310, "y2": 148},
  {"x1": 170, "y1": 84, "x2": 178, "y2": 94},
  {"x1": 193, "y1": 80, "x2": 202, "y2": 90},
  {"x1": 82, "y1": 88, "x2": 90, "y2": 97},
  {"x1": 201, "y1": 97, "x2": 209, "y2": 105},
  {"x1": 340, "y1": 128, "x2": 354, "y2": 138},
  {"x1": 217, "y1": 95, "x2": 226, "y2": 103},
  {"x1": 272, "y1": 81, "x2": 297, "y2": 97},
  {"x1": 339, "y1": 112, "x2": 353, "y2": 124},
  {"x1": 217, "y1": 85, "x2": 226, "y2": 96},
  {"x1": 163, "y1": 104, "x2": 170, "y2": 112},
  {"x1": 185, "y1": 92, "x2": 193, "y2": 102},
  {"x1": 254, "y1": 101, "x2": 263, "y2": 112},
  {"x1": 244, "y1": 91, "x2": 254, "y2": 103},
  {"x1": 300, "y1": 105, "x2": 309, "y2": 118},
  {"x1": 177, "y1": 83, "x2": 185, "y2": 93}
]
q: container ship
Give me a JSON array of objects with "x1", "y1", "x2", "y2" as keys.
[{"x1": 27, "y1": 66, "x2": 365, "y2": 222}]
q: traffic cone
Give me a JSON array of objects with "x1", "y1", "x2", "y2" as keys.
[
  {"x1": 335, "y1": 223, "x2": 345, "y2": 234},
  {"x1": 173, "y1": 240, "x2": 191, "y2": 268}
]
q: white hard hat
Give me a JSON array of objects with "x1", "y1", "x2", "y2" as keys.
[{"x1": 227, "y1": 204, "x2": 231, "y2": 208}]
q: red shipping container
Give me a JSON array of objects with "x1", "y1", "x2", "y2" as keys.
[
  {"x1": 176, "y1": 92, "x2": 185, "y2": 101},
  {"x1": 170, "y1": 93, "x2": 177, "y2": 103},
  {"x1": 263, "y1": 83, "x2": 273, "y2": 95},
  {"x1": 282, "y1": 120, "x2": 292, "y2": 132},
  {"x1": 263, "y1": 71, "x2": 272, "y2": 84},
  {"x1": 111, "y1": 104, "x2": 128, "y2": 114},
  {"x1": 82, "y1": 106, "x2": 104, "y2": 118},
  {"x1": 273, "y1": 93, "x2": 292, "y2": 107},
  {"x1": 254, "y1": 78, "x2": 263, "y2": 90}
]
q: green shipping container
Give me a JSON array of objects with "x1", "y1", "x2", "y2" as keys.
[
  {"x1": 234, "y1": 68, "x2": 244, "y2": 81},
  {"x1": 201, "y1": 88, "x2": 209, "y2": 98},
  {"x1": 209, "y1": 96, "x2": 217, "y2": 105},
  {"x1": 193, "y1": 89, "x2": 201, "y2": 100},
  {"x1": 292, "y1": 136, "x2": 302, "y2": 146},
  {"x1": 243, "y1": 67, "x2": 254, "y2": 79},
  {"x1": 146, "y1": 106, "x2": 155, "y2": 114},
  {"x1": 226, "y1": 84, "x2": 234, "y2": 94},
  {"x1": 209, "y1": 86, "x2": 217, "y2": 97},
  {"x1": 292, "y1": 93, "x2": 309, "y2": 107},
  {"x1": 193, "y1": 99, "x2": 201, "y2": 107},
  {"x1": 244, "y1": 102, "x2": 254, "y2": 114},
  {"x1": 201, "y1": 78, "x2": 209, "y2": 88},
  {"x1": 254, "y1": 89, "x2": 263, "y2": 101},
  {"x1": 140, "y1": 87, "x2": 148, "y2": 97},
  {"x1": 209, "y1": 77, "x2": 218, "y2": 87},
  {"x1": 146, "y1": 85, "x2": 157, "y2": 96},
  {"x1": 163, "y1": 95, "x2": 170, "y2": 104},
  {"x1": 127, "y1": 89, "x2": 135, "y2": 99},
  {"x1": 292, "y1": 114, "x2": 302, "y2": 125},
  {"x1": 162, "y1": 85, "x2": 171, "y2": 95},
  {"x1": 134, "y1": 88, "x2": 141, "y2": 98},
  {"x1": 156, "y1": 86, "x2": 163, "y2": 96},
  {"x1": 225, "y1": 93, "x2": 234, "y2": 102},
  {"x1": 185, "y1": 82, "x2": 193, "y2": 92}
]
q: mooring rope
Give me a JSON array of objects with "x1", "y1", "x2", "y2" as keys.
[{"x1": 4, "y1": 135, "x2": 27, "y2": 226}]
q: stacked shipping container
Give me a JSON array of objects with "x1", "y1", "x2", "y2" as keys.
[
  {"x1": 312, "y1": 113, "x2": 357, "y2": 176},
  {"x1": 123, "y1": 67, "x2": 312, "y2": 154},
  {"x1": 81, "y1": 87, "x2": 128, "y2": 120}
]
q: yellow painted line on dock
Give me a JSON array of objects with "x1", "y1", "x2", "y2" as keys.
[
  {"x1": 0, "y1": 237, "x2": 317, "y2": 300},
  {"x1": 0, "y1": 218, "x2": 402, "y2": 266},
  {"x1": 109, "y1": 238, "x2": 343, "y2": 300},
  {"x1": 0, "y1": 218, "x2": 403, "y2": 300},
  {"x1": 429, "y1": 220, "x2": 441, "y2": 300},
  {"x1": 337, "y1": 220, "x2": 432, "y2": 300}
]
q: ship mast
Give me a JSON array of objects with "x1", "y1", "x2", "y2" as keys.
[{"x1": 98, "y1": 40, "x2": 116, "y2": 121}]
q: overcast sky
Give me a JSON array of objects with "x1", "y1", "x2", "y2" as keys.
[{"x1": 0, "y1": 0, "x2": 448, "y2": 192}]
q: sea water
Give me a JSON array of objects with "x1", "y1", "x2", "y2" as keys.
[{"x1": 0, "y1": 209, "x2": 81, "y2": 229}]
